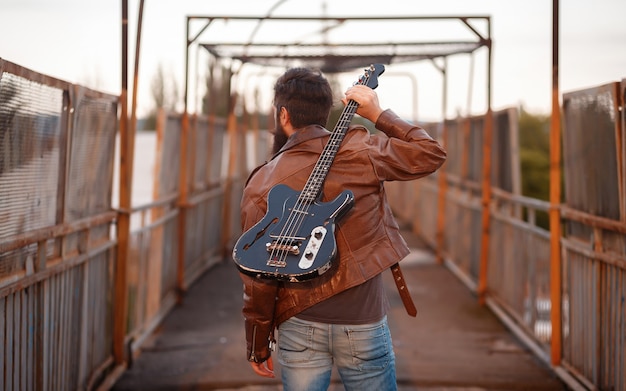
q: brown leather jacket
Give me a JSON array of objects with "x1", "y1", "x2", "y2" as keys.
[{"x1": 238, "y1": 109, "x2": 446, "y2": 363}]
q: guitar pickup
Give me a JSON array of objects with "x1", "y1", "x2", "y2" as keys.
[
  {"x1": 266, "y1": 241, "x2": 300, "y2": 268},
  {"x1": 266, "y1": 241, "x2": 300, "y2": 255}
]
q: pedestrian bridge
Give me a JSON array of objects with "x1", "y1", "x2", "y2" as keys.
[
  {"x1": 111, "y1": 232, "x2": 566, "y2": 391},
  {"x1": 1, "y1": 56, "x2": 625, "y2": 391}
]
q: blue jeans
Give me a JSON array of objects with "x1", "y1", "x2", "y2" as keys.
[{"x1": 277, "y1": 316, "x2": 397, "y2": 391}]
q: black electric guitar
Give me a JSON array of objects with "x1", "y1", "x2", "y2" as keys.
[{"x1": 232, "y1": 64, "x2": 385, "y2": 282}]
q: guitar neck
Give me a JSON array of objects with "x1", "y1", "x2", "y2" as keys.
[
  {"x1": 295, "y1": 63, "x2": 384, "y2": 204},
  {"x1": 299, "y1": 99, "x2": 360, "y2": 202}
]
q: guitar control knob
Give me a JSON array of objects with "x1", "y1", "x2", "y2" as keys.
[
  {"x1": 314, "y1": 230, "x2": 323, "y2": 240},
  {"x1": 305, "y1": 251, "x2": 313, "y2": 260}
]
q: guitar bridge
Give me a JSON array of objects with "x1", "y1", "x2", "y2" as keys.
[{"x1": 266, "y1": 258, "x2": 287, "y2": 268}]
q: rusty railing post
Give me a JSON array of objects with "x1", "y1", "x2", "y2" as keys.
[
  {"x1": 477, "y1": 19, "x2": 493, "y2": 305},
  {"x1": 114, "y1": 0, "x2": 130, "y2": 365},
  {"x1": 549, "y1": 0, "x2": 563, "y2": 366}
]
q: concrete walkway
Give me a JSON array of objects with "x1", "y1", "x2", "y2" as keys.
[{"x1": 111, "y1": 230, "x2": 567, "y2": 391}]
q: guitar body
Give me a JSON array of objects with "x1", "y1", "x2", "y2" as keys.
[
  {"x1": 231, "y1": 64, "x2": 384, "y2": 282},
  {"x1": 233, "y1": 184, "x2": 354, "y2": 282}
]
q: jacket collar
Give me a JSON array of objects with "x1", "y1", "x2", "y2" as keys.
[{"x1": 274, "y1": 125, "x2": 329, "y2": 157}]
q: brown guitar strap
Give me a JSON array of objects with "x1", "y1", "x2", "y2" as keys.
[{"x1": 390, "y1": 263, "x2": 417, "y2": 317}]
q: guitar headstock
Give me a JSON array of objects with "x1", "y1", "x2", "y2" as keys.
[{"x1": 357, "y1": 64, "x2": 385, "y2": 90}]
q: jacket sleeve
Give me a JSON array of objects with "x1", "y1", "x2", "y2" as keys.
[
  {"x1": 240, "y1": 273, "x2": 279, "y2": 363},
  {"x1": 371, "y1": 109, "x2": 447, "y2": 181}
]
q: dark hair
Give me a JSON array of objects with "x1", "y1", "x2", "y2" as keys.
[{"x1": 273, "y1": 67, "x2": 333, "y2": 128}]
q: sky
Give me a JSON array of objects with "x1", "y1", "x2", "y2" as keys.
[{"x1": 1, "y1": 0, "x2": 626, "y2": 123}]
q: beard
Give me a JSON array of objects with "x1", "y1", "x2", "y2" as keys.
[{"x1": 271, "y1": 116, "x2": 289, "y2": 155}]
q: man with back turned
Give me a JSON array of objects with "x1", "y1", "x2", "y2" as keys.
[{"x1": 237, "y1": 66, "x2": 446, "y2": 390}]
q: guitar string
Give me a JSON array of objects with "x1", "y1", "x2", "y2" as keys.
[
  {"x1": 280, "y1": 101, "x2": 358, "y2": 246},
  {"x1": 270, "y1": 73, "x2": 368, "y2": 268},
  {"x1": 269, "y1": 72, "x2": 371, "y2": 272},
  {"x1": 269, "y1": 102, "x2": 358, "y2": 269}
]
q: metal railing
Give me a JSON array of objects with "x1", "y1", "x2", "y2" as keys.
[
  {"x1": 1, "y1": 56, "x2": 624, "y2": 390},
  {"x1": 387, "y1": 80, "x2": 625, "y2": 390},
  {"x1": 0, "y1": 58, "x2": 119, "y2": 391}
]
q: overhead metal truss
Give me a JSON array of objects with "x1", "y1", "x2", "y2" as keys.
[
  {"x1": 183, "y1": 14, "x2": 492, "y2": 113},
  {"x1": 201, "y1": 41, "x2": 483, "y2": 73}
]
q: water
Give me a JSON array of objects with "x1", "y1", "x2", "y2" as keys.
[{"x1": 112, "y1": 130, "x2": 157, "y2": 209}]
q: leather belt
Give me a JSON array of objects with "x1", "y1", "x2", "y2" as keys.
[{"x1": 390, "y1": 263, "x2": 417, "y2": 317}]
